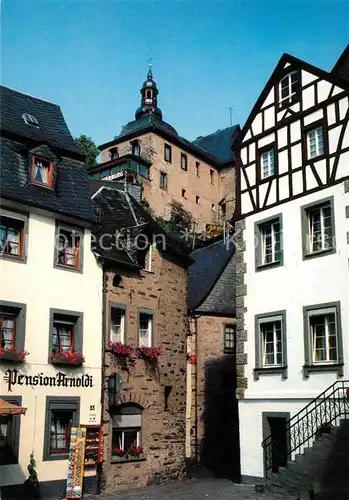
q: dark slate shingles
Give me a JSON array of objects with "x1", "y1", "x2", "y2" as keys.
[
  {"x1": 0, "y1": 85, "x2": 81, "y2": 155},
  {"x1": 188, "y1": 239, "x2": 235, "y2": 314},
  {"x1": 192, "y1": 126, "x2": 240, "y2": 164}
]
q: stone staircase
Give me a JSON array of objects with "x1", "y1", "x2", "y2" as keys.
[{"x1": 262, "y1": 381, "x2": 349, "y2": 499}]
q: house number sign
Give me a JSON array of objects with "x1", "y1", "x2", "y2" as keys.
[{"x1": 4, "y1": 368, "x2": 94, "y2": 392}]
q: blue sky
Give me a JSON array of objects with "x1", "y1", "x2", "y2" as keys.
[{"x1": 2, "y1": 1, "x2": 348, "y2": 146}]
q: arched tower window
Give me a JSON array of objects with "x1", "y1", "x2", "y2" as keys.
[{"x1": 146, "y1": 89, "x2": 152, "y2": 99}]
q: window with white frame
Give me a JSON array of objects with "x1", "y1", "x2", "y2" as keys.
[
  {"x1": 304, "y1": 303, "x2": 342, "y2": 373},
  {"x1": 260, "y1": 318, "x2": 283, "y2": 367},
  {"x1": 301, "y1": 198, "x2": 335, "y2": 257},
  {"x1": 111, "y1": 404, "x2": 142, "y2": 458},
  {"x1": 138, "y1": 312, "x2": 153, "y2": 347},
  {"x1": 256, "y1": 215, "x2": 283, "y2": 268},
  {"x1": 307, "y1": 126, "x2": 324, "y2": 159},
  {"x1": 110, "y1": 307, "x2": 125, "y2": 343},
  {"x1": 260, "y1": 148, "x2": 275, "y2": 179},
  {"x1": 224, "y1": 324, "x2": 236, "y2": 354},
  {"x1": 279, "y1": 71, "x2": 298, "y2": 107}
]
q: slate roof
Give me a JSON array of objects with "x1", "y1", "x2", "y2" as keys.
[
  {"x1": 0, "y1": 85, "x2": 82, "y2": 155},
  {"x1": 0, "y1": 86, "x2": 95, "y2": 223},
  {"x1": 91, "y1": 186, "x2": 192, "y2": 267},
  {"x1": 192, "y1": 126, "x2": 240, "y2": 166},
  {"x1": 98, "y1": 114, "x2": 221, "y2": 167},
  {"x1": 188, "y1": 238, "x2": 236, "y2": 316}
]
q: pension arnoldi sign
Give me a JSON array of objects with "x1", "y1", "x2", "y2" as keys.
[{"x1": 4, "y1": 369, "x2": 94, "y2": 392}]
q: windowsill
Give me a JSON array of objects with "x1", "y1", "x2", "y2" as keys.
[
  {"x1": 50, "y1": 356, "x2": 84, "y2": 367},
  {"x1": 303, "y1": 247, "x2": 336, "y2": 260},
  {"x1": 256, "y1": 260, "x2": 282, "y2": 272},
  {"x1": 259, "y1": 173, "x2": 277, "y2": 184},
  {"x1": 54, "y1": 263, "x2": 82, "y2": 274},
  {"x1": 140, "y1": 269, "x2": 154, "y2": 275},
  {"x1": 0, "y1": 253, "x2": 27, "y2": 264},
  {"x1": 307, "y1": 153, "x2": 326, "y2": 163},
  {"x1": 303, "y1": 363, "x2": 344, "y2": 378},
  {"x1": 0, "y1": 352, "x2": 26, "y2": 363},
  {"x1": 278, "y1": 95, "x2": 300, "y2": 111},
  {"x1": 111, "y1": 455, "x2": 146, "y2": 464},
  {"x1": 254, "y1": 366, "x2": 288, "y2": 380},
  {"x1": 43, "y1": 452, "x2": 69, "y2": 462},
  {"x1": 31, "y1": 181, "x2": 53, "y2": 190}
]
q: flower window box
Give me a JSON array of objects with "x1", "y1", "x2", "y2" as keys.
[
  {"x1": 0, "y1": 348, "x2": 29, "y2": 363},
  {"x1": 50, "y1": 351, "x2": 84, "y2": 367},
  {"x1": 136, "y1": 346, "x2": 161, "y2": 364}
]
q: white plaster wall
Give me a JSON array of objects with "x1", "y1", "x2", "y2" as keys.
[
  {"x1": 243, "y1": 182, "x2": 349, "y2": 403},
  {"x1": 0, "y1": 211, "x2": 103, "y2": 486},
  {"x1": 239, "y1": 398, "x2": 312, "y2": 478}
]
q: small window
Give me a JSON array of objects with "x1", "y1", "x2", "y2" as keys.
[
  {"x1": 55, "y1": 225, "x2": 83, "y2": 272},
  {"x1": 111, "y1": 404, "x2": 143, "y2": 460},
  {"x1": 260, "y1": 148, "x2": 276, "y2": 179},
  {"x1": 0, "y1": 396, "x2": 22, "y2": 465},
  {"x1": 306, "y1": 126, "x2": 324, "y2": 159},
  {"x1": 136, "y1": 235, "x2": 151, "y2": 271},
  {"x1": 210, "y1": 169, "x2": 215, "y2": 185},
  {"x1": 255, "y1": 311, "x2": 287, "y2": 379},
  {"x1": 196, "y1": 196, "x2": 200, "y2": 204},
  {"x1": 301, "y1": 197, "x2": 335, "y2": 259},
  {"x1": 160, "y1": 172, "x2": 168, "y2": 190},
  {"x1": 180, "y1": 153, "x2": 187, "y2": 171},
  {"x1": 146, "y1": 89, "x2": 152, "y2": 99},
  {"x1": 0, "y1": 301, "x2": 26, "y2": 357},
  {"x1": 0, "y1": 212, "x2": 27, "y2": 262},
  {"x1": 164, "y1": 144, "x2": 172, "y2": 163},
  {"x1": 138, "y1": 312, "x2": 153, "y2": 347},
  {"x1": 303, "y1": 302, "x2": 342, "y2": 376},
  {"x1": 112, "y1": 275, "x2": 123, "y2": 288},
  {"x1": 279, "y1": 71, "x2": 298, "y2": 107},
  {"x1": 109, "y1": 147, "x2": 119, "y2": 160},
  {"x1": 182, "y1": 189, "x2": 187, "y2": 199},
  {"x1": 22, "y1": 113, "x2": 39, "y2": 127},
  {"x1": 224, "y1": 324, "x2": 236, "y2": 354},
  {"x1": 31, "y1": 156, "x2": 53, "y2": 188},
  {"x1": 50, "y1": 310, "x2": 83, "y2": 362},
  {"x1": 196, "y1": 162, "x2": 200, "y2": 177},
  {"x1": 255, "y1": 216, "x2": 283, "y2": 269},
  {"x1": 131, "y1": 141, "x2": 141, "y2": 156},
  {"x1": 44, "y1": 397, "x2": 80, "y2": 461},
  {"x1": 110, "y1": 306, "x2": 125, "y2": 343}
]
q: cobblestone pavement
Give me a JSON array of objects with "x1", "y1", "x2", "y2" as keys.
[{"x1": 87, "y1": 478, "x2": 294, "y2": 500}]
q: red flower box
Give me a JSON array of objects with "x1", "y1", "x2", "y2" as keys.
[
  {"x1": 0, "y1": 348, "x2": 29, "y2": 363},
  {"x1": 187, "y1": 353, "x2": 197, "y2": 365},
  {"x1": 107, "y1": 341, "x2": 133, "y2": 357},
  {"x1": 112, "y1": 446, "x2": 143, "y2": 459},
  {"x1": 50, "y1": 351, "x2": 84, "y2": 366},
  {"x1": 136, "y1": 346, "x2": 161, "y2": 363}
]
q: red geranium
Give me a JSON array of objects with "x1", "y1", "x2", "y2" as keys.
[
  {"x1": 51, "y1": 351, "x2": 85, "y2": 363},
  {"x1": 187, "y1": 353, "x2": 196, "y2": 365},
  {"x1": 136, "y1": 346, "x2": 161, "y2": 362},
  {"x1": 108, "y1": 341, "x2": 133, "y2": 357},
  {"x1": 0, "y1": 347, "x2": 29, "y2": 361}
]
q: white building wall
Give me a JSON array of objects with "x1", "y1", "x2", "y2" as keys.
[
  {"x1": 239, "y1": 181, "x2": 349, "y2": 479},
  {"x1": 0, "y1": 211, "x2": 103, "y2": 486}
]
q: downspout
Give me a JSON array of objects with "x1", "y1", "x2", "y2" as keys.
[
  {"x1": 96, "y1": 264, "x2": 107, "y2": 495},
  {"x1": 194, "y1": 315, "x2": 199, "y2": 467}
]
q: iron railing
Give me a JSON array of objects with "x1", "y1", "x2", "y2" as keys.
[{"x1": 261, "y1": 380, "x2": 349, "y2": 476}]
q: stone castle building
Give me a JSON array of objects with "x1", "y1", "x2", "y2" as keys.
[{"x1": 89, "y1": 66, "x2": 240, "y2": 231}]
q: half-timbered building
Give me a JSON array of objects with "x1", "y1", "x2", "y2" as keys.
[{"x1": 234, "y1": 45, "x2": 349, "y2": 487}]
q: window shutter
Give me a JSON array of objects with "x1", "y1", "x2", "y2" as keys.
[
  {"x1": 304, "y1": 313, "x2": 310, "y2": 366},
  {"x1": 255, "y1": 321, "x2": 261, "y2": 369}
]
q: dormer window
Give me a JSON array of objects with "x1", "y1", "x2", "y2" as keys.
[
  {"x1": 131, "y1": 140, "x2": 141, "y2": 157},
  {"x1": 279, "y1": 71, "x2": 299, "y2": 107},
  {"x1": 31, "y1": 156, "x2": 53, "y2": 188},
  {"x1": 22, "y1": 113, "x2": 39, "y2": 127}
]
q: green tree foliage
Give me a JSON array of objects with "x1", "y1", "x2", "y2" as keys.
[{"x1": 74, "y1": 135, "x2": 99, "y2": 169}]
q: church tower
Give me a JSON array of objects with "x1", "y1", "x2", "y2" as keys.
[{"x1": 135, "y1": 65, "x2": 163, "y2": 120}]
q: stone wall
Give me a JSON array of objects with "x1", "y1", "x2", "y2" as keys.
[
  {"x1": 101, "y1": 246, "x2": 189, "y2": 492},
  {"x1": 234, "y1": 219, "x2": 248, "y2": 399}
]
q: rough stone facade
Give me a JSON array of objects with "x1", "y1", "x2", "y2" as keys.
[
  {"x1": 100, "y1": 133, "x2": 234, "y2": 231},
  {"x1": 234, "y1": 219, "x2": 248, "y2": 399},
  {"x1": 101, "y1": 246, "x2": 189, "y2": 492}
]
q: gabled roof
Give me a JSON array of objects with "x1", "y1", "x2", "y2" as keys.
[
  {"x1": 235, "y1": 52, "x2": 349, "y2": 149},
  {"x1": 332, "y1": 44, "x2": 349, "y2": 82},
  {"x1": 188, "y1": 238, "x2": 235, "y2": 316},
  {"x1": 1, "y1": 137, "x2": 96, "y2": 223},
  {"x1": 98, "y1": 114, "x2": 221, "y2": 167},
  {"x1": 192, "y1": 125, "x2": 240, "y2": 165},
  {"x1": 91, "y1": 186, "x2": 192, "y2": 267},
  {"x1": 0, "y1": 85, "x2": 82, "y2": 156}
]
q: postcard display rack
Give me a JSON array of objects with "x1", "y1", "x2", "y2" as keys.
[{"x1": 82, "y1": 425, "x2": 103, "y2": 466}]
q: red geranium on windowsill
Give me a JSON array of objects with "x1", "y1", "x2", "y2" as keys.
[
  {"x1": 107, "y1": 341, "x2": 133, "y2": 357},
  {"x1": 50, "y1": 350, "x2": 84, "y2": 366},
  {"x1": 187, "y1": 353, "x2": 196, "y2": 365},
  {"x1": 136, "y1": 346, "x2": 161, "y2": 363},
  {"x1": 0, "y1": 348, "x2": 29, "y2": 363}
]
